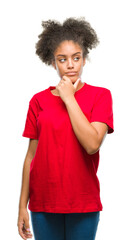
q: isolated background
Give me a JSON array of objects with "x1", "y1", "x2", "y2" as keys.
[{"x1": 0, "y1": 0, "x2": 132, "y2": 239}]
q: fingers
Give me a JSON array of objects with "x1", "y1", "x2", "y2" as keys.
[
  {"x1": 18, "y1": 220, "x2": 33, "y2": 240},
  {"x1": 23, "y1": 224, "x2": 33, "y2": 239},
  {"x1": 18, "y1": 221, "x2": 28, "y2": 240},
  {"x1": 18, "y1": 222, "x2": 33, "y2": 239},
  {"x1": 62, "y1": 75, "x2": 71, "y2": 81},
  {"x1": 17, "y1": 208, "x2": 33, "y2": 239},
  {"x1": 73, "y1": 77, "x2": 81, "y2": 88}
]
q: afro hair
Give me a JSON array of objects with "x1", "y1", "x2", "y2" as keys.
[{"x1": 35, "y1": 17, "x2": 99, "y2": 65}]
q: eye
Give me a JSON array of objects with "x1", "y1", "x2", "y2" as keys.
[
  {"x1": 59, "y1": 58, "x2": 66, "y2": 63},
  {"x1": 74, "y1": 57, "x2": 80, "y2": 61}
]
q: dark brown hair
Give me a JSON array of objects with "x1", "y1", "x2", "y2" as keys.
[{"x1": 35, "y1": 17, "x2": 99, "y2": 65}]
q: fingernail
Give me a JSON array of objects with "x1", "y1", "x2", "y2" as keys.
[{"x1": 26, "y1": 228, "x2": 30, "y2": 231}]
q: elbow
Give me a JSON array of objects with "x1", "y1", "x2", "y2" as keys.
[{"x1": 86, "y1": 143, "x2": 100, "y2": 155}]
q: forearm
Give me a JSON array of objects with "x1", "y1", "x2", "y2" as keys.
[
  {"x1": 18, "y1": 158, "x2": 31, "y2": 210},
  {"x1": 65, "y1": 96, "x2": 99, "y2": 154}
]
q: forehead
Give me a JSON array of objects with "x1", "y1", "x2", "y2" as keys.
[{"x1": 54, "y1": 40, "x2": 82, "y2": 56}]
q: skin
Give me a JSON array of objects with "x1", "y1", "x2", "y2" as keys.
[
  {"x1": 52, "y1": 40, "x2": 86, "y2": 98},
  {"x1": 17, "y1": 139, "x2": 38, "y2": 239},
  {"x1": 52, "y1": 40, "x2": 108, "y2": 154},
  {"x1": 17, "y1": 40, "x2": 108, "y2": 240}
]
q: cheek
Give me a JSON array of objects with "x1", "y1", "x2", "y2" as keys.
[
  {"x1": 56, "y1": 64, "x2": 63, "y2": 77},
  {"x1": 57, "y1": 62, "x2": 65, "y2": 72},
  {"x1": 78, "y1": 61, "x2": 83, "y2": 71},
  {"x1": 77, "y1": 61, "x2": 84, "y2": 75}
]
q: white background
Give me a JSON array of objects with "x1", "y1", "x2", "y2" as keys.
[{"x1": 0, "y1": 0, "x2": 132, "y2": 239}]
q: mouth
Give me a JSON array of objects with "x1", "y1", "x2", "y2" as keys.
[{"x1": 65, "y1": 72, "x2": 77, "y2": 76}]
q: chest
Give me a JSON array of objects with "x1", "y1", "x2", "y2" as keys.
[{"x1": 36, "y1": 95, "x2": 94, "y2": 133}]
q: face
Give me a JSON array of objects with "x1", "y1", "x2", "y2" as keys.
[{"x1": 52, "y1": 40, "x2": 86, "y2": 84}]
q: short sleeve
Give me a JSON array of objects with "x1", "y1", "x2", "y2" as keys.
[
  {"x1": 22, "y1": 96, "x2": 38, "y2": 139},
  {"x1": 90, "y1": 89, "x2": 114, "y2": 134}
]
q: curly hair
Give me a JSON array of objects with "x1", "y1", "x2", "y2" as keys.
[{"x1": 35, "y1": 17, "x2": 99, "y2": 65}]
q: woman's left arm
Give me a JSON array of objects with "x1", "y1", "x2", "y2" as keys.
[{"x1": 65, "y1": 96, "x2": 108, "y2": 155}]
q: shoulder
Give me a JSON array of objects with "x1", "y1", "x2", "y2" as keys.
[
  {"x1": 85, "y1": 82, "x2": 112, "y2": 99},
  {"x1": 29, "y1": 87, "x2": 49, "y2": 104},
  {"x1": 84, "y1": 83, "x2": 113, "y2": 106},
  {"x1": 85, "y1": 82, "x2": 111, "y2": 94}
]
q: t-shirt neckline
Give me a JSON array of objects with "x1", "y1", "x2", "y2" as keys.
[{"x1": 48, "y1": 82, "x2": 86, "y2": 99}]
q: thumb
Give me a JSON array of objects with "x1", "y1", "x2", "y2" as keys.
[{"x1": 73, "y1": 78, "x2": 81, "y2": 89}]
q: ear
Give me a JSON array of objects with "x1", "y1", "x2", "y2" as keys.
[{"x1": 52, "y1": 60, "x2": 56, "y2": 70}]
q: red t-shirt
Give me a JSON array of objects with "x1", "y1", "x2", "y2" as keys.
[{"x1": 22, "y1": 82, "x2": 114, "y2": 213}]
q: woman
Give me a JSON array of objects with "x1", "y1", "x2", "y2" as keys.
[{"x1": 17, "y1": 17, "x2": 114, "y2": 240}]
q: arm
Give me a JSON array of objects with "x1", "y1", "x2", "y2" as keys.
[
  {"x1": 17, "y1": 139, "x2": 38, "y2": 239},
  {"x1": 18, "y1": 139, "x2": 38, "y2": 209},
  {"x1": 65, "y1": 96, "x2": 108, "y2": 155}
]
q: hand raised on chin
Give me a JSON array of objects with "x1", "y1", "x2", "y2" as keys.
[{"x1": 56, "y1": 75, "x2": 81, "y2": 103}]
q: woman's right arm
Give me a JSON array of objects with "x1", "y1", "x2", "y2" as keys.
[{"x1": 17, "y1": 139, "x2": 38, "y2": 240}]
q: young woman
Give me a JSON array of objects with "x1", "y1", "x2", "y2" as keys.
[{"x1": 17, "y1": 17, "x2": 114, "y2": 240}]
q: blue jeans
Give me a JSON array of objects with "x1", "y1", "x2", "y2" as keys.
[{"x1": 30, "y1": 211, "x2": 100, "y2": 240}]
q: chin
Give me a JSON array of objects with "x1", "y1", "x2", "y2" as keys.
[{"x1": 70, "y1": 76, "x2": 79, "y2": 82}]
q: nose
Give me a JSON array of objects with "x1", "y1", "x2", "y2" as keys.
[{"x1": 67, "y1": 58, "x2": 74, "y2": 69}]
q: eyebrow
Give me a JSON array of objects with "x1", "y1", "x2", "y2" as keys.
[{"x1": 56, "y1": 52, "x2": 82, "y2": 57}]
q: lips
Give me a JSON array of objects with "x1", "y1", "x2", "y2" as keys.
[{"x1": 65, "y1": 72, "x2": 77, "y2": 76}]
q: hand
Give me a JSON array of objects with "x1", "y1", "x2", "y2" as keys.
[
  {"x1": 56, "y1": 76, "x2": 81, "y2": 103},
  {"x1": 17, "y1": 208, "x2": 33, "y2": 240}
]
